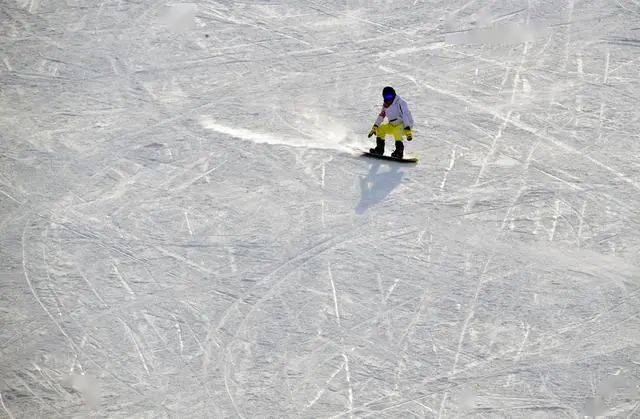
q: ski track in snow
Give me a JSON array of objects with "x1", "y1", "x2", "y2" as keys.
[{"x1": 1, "y1": 0, "x2": 640, "y2": 417}]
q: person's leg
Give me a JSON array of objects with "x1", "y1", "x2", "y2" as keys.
[
  {"x1": 369, "y1": 137, "x2": 385, "y2": 154},
  {"x1": 370, "y1": 124, "x2": 391, "y2": 154},
  {"x1": 390, "y1": 124, "x2": 404, "y2": 142},
  {"x1": 390, "y1": 125, "x2": 404, "y2": 158},
  {"x1": 391, "y1": 141, "x2": 404, "y2": 158}
]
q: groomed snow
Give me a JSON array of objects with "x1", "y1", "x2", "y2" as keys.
[{"x1": 1, "y1": 0, "x2": 639, "y2": 417}]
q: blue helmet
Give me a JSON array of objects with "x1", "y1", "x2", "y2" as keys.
[{"x1": 382, "y1": 86, "x2": 396, "y2": 102}]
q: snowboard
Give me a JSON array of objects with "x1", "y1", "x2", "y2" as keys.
[{"x1": 362, "y1": 151, "x2": 418, "y2": 163}]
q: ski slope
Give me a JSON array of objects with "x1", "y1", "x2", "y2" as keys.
[{"x1": 1, "y1": 0, "x2": 640, "y2": 417}]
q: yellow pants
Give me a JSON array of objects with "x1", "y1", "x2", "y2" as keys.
[{"x1": 377, "y1": 123, "x2": 405, "y2": 141}]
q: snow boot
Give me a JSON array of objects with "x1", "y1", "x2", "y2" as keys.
[
  {"x1": 391, "y1": 141, "x2": 404, "y2": 159},
  {"x1": 369, "y1": 137, "x2": 385, "y2": 155}
]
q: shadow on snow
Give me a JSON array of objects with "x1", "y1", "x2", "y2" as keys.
[{"x1": 355, "y1": 160, "x2": 404, "y2": 214}]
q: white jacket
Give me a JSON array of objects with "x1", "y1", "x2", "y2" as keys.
[{"x1": 374, "y1": 95, "x2": 414, "y2": 128}]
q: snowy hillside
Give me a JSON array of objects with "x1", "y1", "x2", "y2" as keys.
[{"x1": 1, "y1": 0, "x2": 640, "y2": 417}]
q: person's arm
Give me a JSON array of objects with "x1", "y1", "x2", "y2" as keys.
[
  {"x1": 374, "y1": 106, "x2": 386, "y2": 127},
  {"x1": 399, "y1": 98, "x2": 414, "y2": 128},
  {"x1": 399, "y1": 99, "x2": 414, "y2": 141},
  {"x1": 368, "y1": 106, "x2": 386, "y2": 137}
]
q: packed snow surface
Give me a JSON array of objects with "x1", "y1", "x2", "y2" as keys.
[{"x1": 1, "y1": 0, "x2": 640, "y2": 417}]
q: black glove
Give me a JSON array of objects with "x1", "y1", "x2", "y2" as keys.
[{"x1": 368, "y1": 125, "x2": 378, "y2": 138}]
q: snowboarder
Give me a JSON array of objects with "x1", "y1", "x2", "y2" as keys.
[{"x1": 368, "y1": 86, "x2": 414, "y2": 159}]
